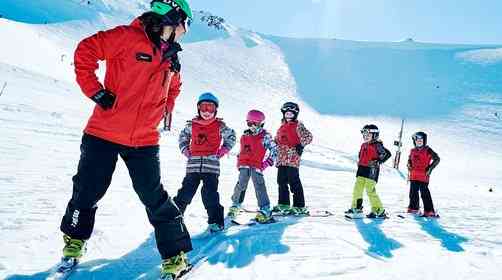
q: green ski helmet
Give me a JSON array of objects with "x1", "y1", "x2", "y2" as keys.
[{"x1": 151, "y1": 0, "x2": 193, "y2": 26}]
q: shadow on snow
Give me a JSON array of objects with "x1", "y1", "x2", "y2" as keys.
[
  {"x1": 6, "y1": 219, "x2": 293, "y2": 279},
  {"x1": 354, "y1": 219, "x2": 402, "y2": 258},
  {"x1": 414, "y1": 216, "x2": 469, "y2": 252}
]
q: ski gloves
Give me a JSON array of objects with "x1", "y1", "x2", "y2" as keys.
[
  {"x1": 91, "y1": 90, "x2": 116, "y2": 110},
  {"x1": 295, "y1": 144, "x2": 304, "y2": 156},
  {"x1": 216, "y1": 147, "x2": 230, "y2": 159},
  {"x1": 260, "y1": 157, "x2": 274, "y2": 171},
  {"x1": 162, "y1": 41, "x2": 182, "y2": 73}
]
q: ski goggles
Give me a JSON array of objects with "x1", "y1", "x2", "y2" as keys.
[
  {"x1": 247, "y1": 121, "x2": 263, "y2": 127},
  {"x1": 412, "y1": 134, "x2": 424, "y2": 140},
  {"x1": 281, "y1": 106, "x2": 299, "y2": 114},
  {"x1": 198, "y1": 102, "x2": 216, "y2": 113},
  {"x1": 360, "y1": 128, "x2": 379, "y2": 135}
]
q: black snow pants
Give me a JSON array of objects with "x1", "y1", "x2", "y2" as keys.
[
  {"x1": 173, "y1": 172, "x2": 224, "y2": 227},
  {"x1": 408, "y1": 180, "x2": 435, "y2": 213},
  {"x1": 277, "y1": 166, "x2": 305, "y2": 207},
  {"x1": 60, "y1": 134, "x2": 192, "y2": 259}
]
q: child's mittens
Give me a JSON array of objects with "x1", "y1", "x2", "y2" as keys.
[
  {"x1": 216, "y1": 147, "x2": 230, "y2": 159},
  {"x1": 182, "y1": 148, "x2": 191, "y2": 158},
  {"x1": 260, "y1": 157, "x2": 274, "y2": 171}
]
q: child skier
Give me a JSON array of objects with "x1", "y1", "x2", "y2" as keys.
[
  {"x1": 407, "y1": 131, "x2": 440, "y2": 217},
  {"x1": 345, "y1": 124, "x2": 391, "y2": 219},
  {"x1": 272, "y1": 102, "x2": 313, "y2": 215},
  {"x1": 174, "y1": 92, "x2": 236, "y2": 232},
  {"x1": 228, "y1": 110, "x2": 278, "y2": 223}
]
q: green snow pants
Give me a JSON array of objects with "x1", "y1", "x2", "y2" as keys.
[{"x1": 351, "y1": 176, "x2": 384, "y2": 214}]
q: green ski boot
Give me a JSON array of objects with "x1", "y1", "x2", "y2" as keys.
[
  {"x1": 62, "y1": 234, "x2": 86, "y2": 259},
  {"x1": 290, "y1": 206, "x2": 309, "y2": 216},
  {"x1": 228, "y1": 205, "x2": 241, "y2": 218},
  {"x1": 160, "y1": 251, "x2": 189, "y2": 279},
  {"x1": 255, "y1": 209, "x2": 273, "y2": 224},
  {"x1": 272, "y1": 204, "x2": 291, "y2": 215}
]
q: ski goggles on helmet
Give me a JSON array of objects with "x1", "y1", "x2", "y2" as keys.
[
  {"x1": 412, "y1": 134, "x2": 424, "y2": 140},
  {"x1": 198, "y1": 102, "x2": 216, "y2": 113},
  {"x1": 281, "y1": 106, "x2": 299, "y2": 114},
  {"x1": 247, "y1": 121, "x2": 263, "y2": 127},
  {"x1": 361, "y1": 128, "x2": 379, "y2": 135}
]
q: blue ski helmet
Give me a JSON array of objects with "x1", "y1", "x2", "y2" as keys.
[{"x1": 197, "y1": 92, "x2": 219, "y2": 107}]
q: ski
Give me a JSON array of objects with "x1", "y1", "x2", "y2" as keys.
[
  {"x1": 244, "y1": 208, "x2": 334, "y2": 218},
  {"x1": 344, "y1": 214, "x2": 389, "y2": 220},
  {"x1": 231, "y1": 217, "x2": 276, "y2": 226},
  {"x1": 396, "y1": 212, "x2": 440, "y2": 219},
  {"x1": 46, "y1": 257, "x2": 79, "y2": 280}
]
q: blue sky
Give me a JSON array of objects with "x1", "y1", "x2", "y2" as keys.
[{"x1": 189, "y1": 0, "x2": 502, "y2": 44}]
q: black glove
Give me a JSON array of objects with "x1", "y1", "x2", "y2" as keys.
[
  {"x1": 169, "y1": 54, "x2": 181, "y2": 73},
  {"x1": 163, "y1": 41, "x2": 182, "y2": 73},
  {"x1": 295, "y1": 144, "x2": 304, "y2": 156},
  {"x1": 91, "y1": 89, "x2": 116, "y2": 110},
  {"x1": 426, "y1": 166, "x2": 433, "y2": 176}
]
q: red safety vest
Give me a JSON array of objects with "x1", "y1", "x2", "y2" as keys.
[
  {"x1": 358, "y1": 142, "x2": 378, "y2": 166},
  {"x1": 190, "y1": 118, "x2": 221, "y2": 156},
  {"x1": 276, "y1": 121, "x2": 300, "y2": 147},
  {"x1": 237, "y1": 132, "x2": 266, "y2": 168},
  {"x1": 409, "y1": 147, "x2": 433, "y2": 182}
]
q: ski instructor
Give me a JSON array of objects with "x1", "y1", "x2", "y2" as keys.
[{"x1": 58, "y1": 1, "x2": 194, "y2": 278}]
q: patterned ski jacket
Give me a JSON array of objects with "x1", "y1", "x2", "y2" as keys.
[
  {"x1": 275, "y1": 120, "x2": 313, "y2": 168},
  {"x1": 179, "y1": 117, "x2": 236, "y2": 175},
  {"x1": 237, "y1": 129, "x2": 278, "y2": 170}
]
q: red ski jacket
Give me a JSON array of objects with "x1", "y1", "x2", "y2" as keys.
[
  {"x1": 190, "y1": 118, "x2": 222, "y2": 156},
  {"x1": 408, "y1": 146, "x2": 440, "y2": 183},
  {"x1": 237, "y1": 131, "x2": 266, "y2": 169},
  {"x1": 75, "y1": 18, "x2": 182, "y2": 147}
]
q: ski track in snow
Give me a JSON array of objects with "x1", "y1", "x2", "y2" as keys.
[{"x1": 1, "y1": 1, "x2": 502, "y2": 279}]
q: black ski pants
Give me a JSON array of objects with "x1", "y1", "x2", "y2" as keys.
[
  {"x1": 408, "y1": 180, "x2": 435, "y2": 213},
  {"x1": 277, "y1": 166, "x2": 305, "y2": 207},
  {"x1": 174, "y1": 172, "x2": 224, "y2": 227},
  {"x1": 60, "y1": 134, "x2": 192, "y2": 259}
]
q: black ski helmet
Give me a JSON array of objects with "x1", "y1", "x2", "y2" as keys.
[
  {"x1": 281, "y1": 102, "x2": 300, "y2": 119},
  {"x1": 412, "y1": 131, "x2": 427, "y2": 147},
  {"x1": 361, "y1": 124, "x2": 380, "y2": 140}
]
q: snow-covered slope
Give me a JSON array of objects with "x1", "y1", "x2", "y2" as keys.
[{"x1": 1, "y1": 1, "x2": 501, "y2": 279}]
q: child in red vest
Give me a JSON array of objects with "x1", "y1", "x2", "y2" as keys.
[
  {"x1": 272, "y1": 102, "x2": 313, "y2": 215},
  {"x1": 345, "y1": 124, "x2": 391, "y2": 219},
  {"x1": 173, "y1": 92, "x2": 236, "y2": 232},
  {"x1": 228, "y1": 110, "x2": 278, "y2": 223},
  {"x1": 407, "y1": 131, "x2": 440, "y2": 217}
]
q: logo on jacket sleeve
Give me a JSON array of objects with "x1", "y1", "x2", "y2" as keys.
[{"x1": 136, "y1": 52, "x2": 153, "y2": 62}]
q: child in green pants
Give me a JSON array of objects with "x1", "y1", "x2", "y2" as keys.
[{"x1": 345, "y1": 124, "x2": 391, "y2": 218}]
